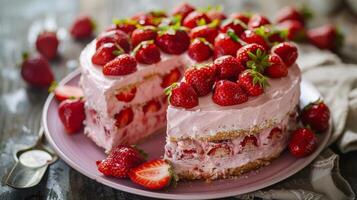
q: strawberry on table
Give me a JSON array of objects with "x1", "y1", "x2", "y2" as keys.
[
  {"x1": 183, "y1": 11, "x2": 211, "y2": 29},
  {"x1": 248, "y1": 14, "x2": 271, "y2": 29},
  {"x1": 307, "y1": 24, "x2": 343, "y2": 50},
  {"x1": 236, "y1": 43, "x2": 268, "y2": 72},
  {"x1": 238, "y1": 69, "x2": 268, "y2": 96},
  {"x1": 220, "y1": 18, "x2": 246, "y2": 35},
  {"x1": 97, "y1": 145, "x2": 146, "y2": 178},
  {"x1": 265, "y1": 54, "x2": 288, "y2": 78},
  {"x1": 190, "y1": 25, "x2": 219, "y2": 44},
  {"x1": 133, "y1": 40, "x2": 161, "y2": 65},
  {"x1": 275, "y1": 5, "x2": 313, "y2": 25},
  {"x1": 161, "y1": 68, "x2": 182, "y2": 88},
  {"x1": 51, "y1": 84, "x2": 84, "y2": 102},
  {"x1": 111, "y1": 18, "x2": 138, "y2": 35},
  {"x1": 155, "y1": 26, "x2": 190, "y2": 55},
  {"x1": 239, "y1": 29, "x2": 269, "y2": 50},
  {"x1": 184, "y1": 65, "x2": 216, "y2": 96},
  {"x1": 272, "y1": 42, "x2": 298, "y2": 67},
  {"x1": 70, "y1": 15, "x2": 95, "y2": 40},
  {"x1": 212, "y1": 80, "x2": 248, "y2": 106},
  {"x1": 288, "y1": 128, "x2": 318, "y2": 158},
  {"x1": 214, "y1": 30, "x2": 242, "y2": 58},
  {"x1": 277, "y1": 20, "x2": 306, "y2": 41},
  {"x1": 92, "y1": 43, "x2": 123, "y2": 66},
  {"x1": 58, "y1": 98, "x2": 85, "y2": 134},
  {"x1": 165, "y1": 82, "x2": 199, "y2": 109},
  {"x1": 20, "y1": 54, "x2": 54, "y2": 88},
  {"x1": 188, "y1": 38, "x2": 213, "y2": 62},
  {"x1": 213, "y1": 55, "x2": 244, "y2": 80},
  {"x1": 36, "y1": 31, "x2": 59, "y2": 60},
  {"x1": 129, "y1": 159, "x2": 177, "y2": 190},
  {"x1": 115, "y1": 87, "x2": 137, "y2": 102},
  {"x1": 96, "y1": 30, "x2": 131, "y2": 53},
  {"x1": 301, "y1": 100, "x2": 330, "y2": 133},
  {"x1": 131, "y1": 26, "x2": 157, "y2": 47},
  {"x1": 103, "y1": 54, "x2": 137, "y2": 76},
  {"x1": 115, "y1": 107, "x2": 134, "y2": 128}
]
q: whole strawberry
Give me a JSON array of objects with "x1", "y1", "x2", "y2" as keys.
[
  {"x1": 236, "y1": 43, "x2": 269, "y2": 72},
  {"x1": 213, "y1": 55, "x2": 244, "y2": 80},
  {"x1": 96, "y1": 30, "x2": 131, "y2": 53},
  {"x1": 97, "y1": 145, "x2": 146, "y2": 178},
  {"x1": 165, "y1": 82, "x2": 198, "y2": 109},
  {"x1": 20, "y1": 54, "x2": 54, "y2": 88},
  {"x1": 238, "y1": 69, "x2": 268, "y2": 96},
  {"x1": 188, "y1": 38, "x2": 213, "y2": 62},
  {"x1": 207, "y1": 9, "x2": 227, "y2": 22},
  {"x1": 58, "y1": 98, "x2": 85, "y2": 134},
  {"x1": 115, "y1": 87, "x2": 137, "y2": 102},
  {"x1": 272, "y1": 42, "x2": 298, "y2": 67},
  {"x1": 265, "y1": 54, "x2": 288, "y2": 78},
  {"x1": 289, "y1": 128, "x2": 318, "y2": 158},
  {"x1": 277, "y1": 20, "x2": 306, "y2": 41},
  {"x1": 172, "y1": 2, "x2": 195, "y2": 21},
  {"x1": 220, "y1": 18, "x2": 246, "y2": 35},
  {"x1": 131, "y1": 26, "x2": 157, "y2": 47},
  {"x1": 103, "y1": 54, "x2": 137, "y2": 76},
  {"x1": 239, "y1": 29, "x2": 269, "y2": 50},
  {"x1": 248, "y1": 14, "x2": 271, "y2": 29},
  {"x1": 212, "y1": 80, "x2": 248, "y2": 106},
  {"x1": 307, "y1": 24, "x2": 343, "y2": 50},
  {"x1": 230, "y1": 12, "x2": 251, "y2": 24},
  {"x1": 183, "y1": 11, "x2": 211, "y2": 29},
  {"x1": 190, "y1": 25, "x2": 219, "y2": 44},
  {"x1": 155, "y1": 27, "x2": 190, "y2": 54},
  {"x1": 276, "y1": 6, "x2": 311, "y2": 25},
  {"x1": 214, "y1": 30, "x2": 242, "y2": 58},
  {"x1": 92, "y1": 43, "x2": 123, "y2": 66},
  {"x1": 133, "y1": 40, "x2": 161, "y2": 65},
  {"x1": 111, "y1": 18, "x2": 138, "y2": 35},
  {"x1": 36, "y1": 31, "x2": 59, "y2": 60},
  {"x1": 184, "y1": 65, "x2": 216, "y2": 96},
  {"x1": 70, "y1": 15, "x2": 95, "y2": 40},
  {"x1": 301, "y1": 100, "x2": 330, "y2": 133}
]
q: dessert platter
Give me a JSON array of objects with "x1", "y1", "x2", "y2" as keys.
[{"x1": 43, "y1": 3, "x2": 332, "y2": 199}]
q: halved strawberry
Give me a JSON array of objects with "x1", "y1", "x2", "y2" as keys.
[
  {"x1": 115, "y1": 107, "x2": 134, "y2": 128},
  {"x1": 115, "y1": 87, "x2": 137, "y2": 102},
  {"x1": 143, "y1": 99, "x2": 161, "y2": 114},
  {"x1": 52, "y1": 84, "x2": 84, "y2": 102},
  {"x1": 129, "y1": 159, "x2": 177, "y2": 190},
  {"x1": 240, "y1": 135, "x2": 258, "y2": 148},
  {"x1": 58, "y1": 98, "x2": 85, "y2": 134},
  {"x1": 160, "y1": 68, "x2": 182, "y2": 88},
  {"x1": 207, "y1": 143, "x2": 232, "y2": 157}
]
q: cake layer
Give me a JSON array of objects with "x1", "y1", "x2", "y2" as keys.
[{"x1": 166, "y1": 64, "x2": 301, "y2": 140}]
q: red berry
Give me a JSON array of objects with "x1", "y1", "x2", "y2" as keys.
[
  {"x1": 92, "y1": 43, "x2": 123, "y2": 66},
  {"x1": 97, "y1": 145, "x2": 145, "y2": 178},
  {"x1": 20, "y1": 54, "x2": 54, "y2": 88},
  {"x1": 131, "y1": 26, "x2": 157, "y2": 47},
  {"x1": 115, "y1": 107, "x2": 134, "y2": 128},
  {"x1": 213, "y1": 55, "x2": 244, "y2": 80},
  {"x1": 129, "y1": 159, "x2": 175, "y2": 190},
  {"x1": 131, "y1": 11, "x2": 165, "y2": 26},
  {"x1": 206, "y1": 10, "x2": 227, "y2": 22},
  {"x1": 212, "y1": 80, "x2": 248, "y2": 106},
  {"x1": 35, "y1": 31, "x2": 59, "y2": 60},
  {"x1": 166, "y1": 82, "x2": 198, "y2": 109},
  {"x1": 115, "y1": 87, "x2": 137, "y2": 102},
  {"x1": 214, "y1": 31, "x2": 242, "y2": 58},
  {"x1": 161, "y1": 68, "x2": 182, "y2": 88},
  {"x1": 110, "y1": 18, "x2": 138, "y2": 35},
  {"x1": 184, "y1": 65, "x2": 216, "y2": 96},
  {"x1": 276, "y1": 6, "x2": 306, "y2": 25},
  {"x1": 103, "y1": 54, "x2": 137, "y2": 76},
  {"x1": 183, "y1": 11, "x2": 211, "y2": 29},
  {"x1": 307, "y1": 24, "x2": 341, "y2": 50},
  {"x1": 236, "y1": 43, "x2": 268, "y2": 71},
  {"x1": 190, "y1": 25, "x2": 219, "y2": 44},
  {"x1": 54, "y1": 85, "x2": 83, "y2": 102},
  {"x1": 143, "y1": 99, "x2": 161, "y2": 114},
  {"x1": 58, "y1": 98, "x2": 85, "y2": 134},
  {"x1": 289, "y1": 128, "x2": 318, "y2": 158},
  {"x1": 155, "y1": 29, "x2": 190, "y2": 54},
  {"x1": 272, "y1": 42, "x2": 298, "y2": 67},
  {"x1": 207, "y1": 143, "x2": 232, "y2": 157},
  {"x1": 239, "y1": 29, "x2": 269, "y2": 50},
  {"x1": 134, "y1": 41, "x2": 161, "y2": 65},
  {"x1": 96, "y1": 30, "x2": 131, "y2": 53},
  {"x1": 230, "y1": 12, "x2": 251, "y2": 24},
  {"x1": 238, "y1": 69, "x2": 268, "y2": 96},
  {"x1": 172, "y1": 3, "x2": 195, "y2": 20},
  {"x1": 188, "y1": 38, "x2": 213, "y2": 62},
  {"x1": 70, "y1": 15, "x2": 94, "y2": 40},
  {"x1": 265, "y1": 54, "x2": 288, "y2": 78},
  {"x1": 220, "y1": 19, "x2": 246, "y2": 35},
  {"x1": 277, "y1": 20, "x2": 306, "y2": 41},
  {"x1": 248, "y1": 14, "x2": 271, "y2": 29},
  {"x1": 241, "y1": 135, "x2": 258, "y2": 148},
  {"x1": 301, "y1": 100, "x2": 330, "y2": 133}
]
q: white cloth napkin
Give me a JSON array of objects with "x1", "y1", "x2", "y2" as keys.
[{"x1": 236, "y1": 44, "x2": 357, "y2": 200}]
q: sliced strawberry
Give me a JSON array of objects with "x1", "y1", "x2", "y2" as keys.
[
  {"x1": 92, "y1": 43, "x2": 123, "y2": 66},
  {"x1": 207, "y1": 143, "x2": 232, "y2": 157},
  {"x1": 165, "y1": 82, "x2": 198, "y2": 109},
  {"x1": 143, "y1": 99, "x2": 161, "y2": 114},
  {"x1": 115, "y1": 87, "x2": 137, "y2": 102},
  {"x1": 161, "y1": 68, "x2": 182, "y2": 88},
  {"x1": 239, "y1": 29, "x2": 269, "y2": 50},
  {"x1": 184, "y1": 65, "x2": 216, "y2": 96},
  {"x1": 272, "y1": 42, "x2": 298, "y2": 67},
  {"x1": 213, "y1": 55, "x2": 244, "y2": 80},
  {"x1": 133, "y1": 41, "x2": 161, "y2": 65},
  {"x1": 214, "y1": 30, "x2": 242, "y2": 58},
  {"x1": 188, "y1": 38, "x2": 213, "y2": 62},
  {"x1": 115, "y1": 107, "x2": 134, "y2": 128},
  {"x1": 179, "y1": 149, "x2": 199, "y2": 160},
  {"x1": 103, "y1": 54, "x2": 137, "y2": 76},
  {"x1": 265, "y1": 54, "x2": 288, "y2": 78},
  {"x1": 248, "y1": 14, "x2": 271, "y2": 29},
  {"x1": 289, "y1": 128, "x2": 317, "y2": 158},
  {"x1": 268, "y1": 127, "x2": 283, "y2": 140},
  {"x1": 96, "y1": 30, "x2": 131, "y2": 53},
  {"x1": 212, "y1": 80, "x2": 248, "y2": 106},
  {"x1": 131, "y1": 26, "x2": 157, "y2": 47},
  {"x1": 53, "y1": 85, "x2": 84, "y2": 102},
  {"x1": 301, "y1": 100, "x2": 330, "y2": 133},
  {"x1": 237, "y1": 69, "x2": 268, "y2": 96},
  {"x1": 58, "y1": 98, "x2": 85, "y2": 134},
  {"x1": 190, "y1": 25, "x2": 219, "y2": 44},
  {"x1": 35, "y1": 31, "x2": 59, "y2": 60},
  {"x1": 183, "y1": 11, "x2": 211, "y2": 29},
  {"x1": 240, "y1": 135, "x2": 258, "y2": 148},
  {"x1": 129, "y1": 159, "x2": 176, "y2": 190}
]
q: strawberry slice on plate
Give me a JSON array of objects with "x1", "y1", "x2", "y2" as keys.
[
  {"x1": 52, "y1": 84, "x2": 84, "y2": 102},
  {"x1": 129, "y1": 159, "x2": 177, "y2": 190}
]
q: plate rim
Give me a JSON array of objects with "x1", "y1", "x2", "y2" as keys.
[{"x1": 42, "y1": 69, "x2": 332, "y2": 200}]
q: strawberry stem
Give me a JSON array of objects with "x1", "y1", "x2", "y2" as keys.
[{"x1": 227, "y1": 29, "x2": 240, "y2": 43}]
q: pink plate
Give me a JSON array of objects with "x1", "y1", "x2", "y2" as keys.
[{"x1": 43, "y1": 69, "x2": 332, "y2": 200}]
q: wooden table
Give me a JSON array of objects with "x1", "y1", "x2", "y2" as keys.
[{"x1": 1, "y1": 0, "x2": 356, "y2": 199}]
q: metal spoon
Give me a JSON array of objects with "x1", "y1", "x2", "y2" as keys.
[{"x1": 4, "y1": 127, "x2": 58, "y2": 188}]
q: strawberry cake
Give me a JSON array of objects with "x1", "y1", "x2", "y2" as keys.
[{"x1": 79, "y1": 3, "x2": 302, "y2": 180}]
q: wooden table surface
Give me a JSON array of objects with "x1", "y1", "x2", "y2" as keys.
[{"x1": 1, "y1": 0, "x2": 357, "y2": 199}]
